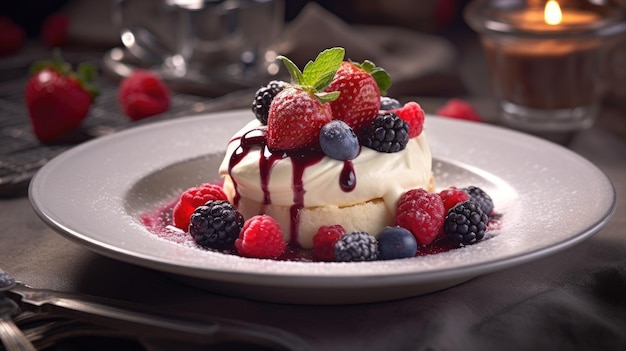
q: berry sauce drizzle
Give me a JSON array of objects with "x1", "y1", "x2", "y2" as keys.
[
  {"x1": 227, "y1": 128, "x2": 327, "y2": 247},
  {"x1": 340, "y1": 160, "x2": 356, "y2": 192}
]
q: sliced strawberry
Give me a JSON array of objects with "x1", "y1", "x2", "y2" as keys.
[
  {"x1": 118, "y1": 70, "x2": 170, "y2": 121},
  {"x1": 391, "y1": 101, "x2": 425, "y2": 138},
  {"x1": 326, "y1": 61, "x2": 381, "y2": 132}
]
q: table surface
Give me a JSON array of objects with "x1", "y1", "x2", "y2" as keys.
[{"x1": 1, "y1": 26, "x2": 626, "y2": 351}]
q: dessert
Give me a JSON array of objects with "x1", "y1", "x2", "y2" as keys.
[
  {"x1": 153, "y1": 47, "x2": 498, "y2": 262},
  {"x1": 218, "y1": 48, "x2": 433, "y2": 249}
]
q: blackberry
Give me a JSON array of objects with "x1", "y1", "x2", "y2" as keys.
[
  {"x1": 251, "y1": 80, "x2": 286, "y2": 124},
  {"x1": 334, "y1": 232, "x2": 379, "y2": 262},
  {"x1": 443, "y1": 201, "x2": 488, "y2": 246},
  {"x1": 380, "y1": 96, "x2": 402, "y2": 110},
  {"x1": 360, "y1": 112, "x2": 410, "y2": 153},
  {"x1": 189, "y1": 200, "x2": 244, "y2": 248},
  {"x1": 463, "y1": 186, "x2": 494, "y2": 216}
]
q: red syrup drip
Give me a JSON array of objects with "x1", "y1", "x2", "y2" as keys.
[{"x1": 340, "y1": 160, "x2": 356, "y2": 192}]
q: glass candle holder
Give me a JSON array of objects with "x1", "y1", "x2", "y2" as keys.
[{"x1": 465, "y1": 0, "x2": 626, "y2": 133}]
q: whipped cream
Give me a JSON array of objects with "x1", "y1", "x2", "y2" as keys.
[{"x1": 218, "y1": 119, "x2": 433, "y2": 214}]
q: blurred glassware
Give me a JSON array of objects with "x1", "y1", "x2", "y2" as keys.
[{"x1": 112, "y1": 0, "x2": 284, "y2": 86}]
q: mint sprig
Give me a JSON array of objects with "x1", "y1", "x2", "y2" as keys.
[
  {"x1": 277, "y1": 47, "x2": 345, "y2": 103},
  {"x1": 353, "y1": 59, "x2": 392, "y2": 96}
]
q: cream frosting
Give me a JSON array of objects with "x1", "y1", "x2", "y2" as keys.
[{"x1": 218, "y1": 119, "x2": 433, "y2": 214}]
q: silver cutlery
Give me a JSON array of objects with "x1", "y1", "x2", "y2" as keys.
[
  {"x1": 0, "y1": 271, "x2": 37, "y2": 351},
  {"x1": 0, "y1": 269, "x2": 310, "y2": 350}
]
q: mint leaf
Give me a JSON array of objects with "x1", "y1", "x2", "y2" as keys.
[
  {"x1": 301, "y1": 47, "x2": 345, "y2": 91},
  {"x1": 313, "y1": 91, "x2": 340, "y2": 103},
  {"x1": 371, "y1": 68, "x2": 392, "y2": 96},
  {"x1": 353, "y1": 59, "x2": 392, "y2": 96},
  {"x1": 277, "y1": 55, "x2": 305, "y2": 85}
]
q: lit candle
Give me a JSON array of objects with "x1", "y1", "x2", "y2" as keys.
[{"x1": 464, "y1": 0, "x2": 625, "y2": 132}]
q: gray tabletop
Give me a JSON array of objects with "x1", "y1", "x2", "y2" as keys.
[{"x1": 1, "y1": 31, "x2": 626, "y2": 351}]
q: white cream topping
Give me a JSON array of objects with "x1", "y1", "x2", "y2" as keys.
[{"x1": 218, "y1": 119, "x2": 433, "y2": 213}]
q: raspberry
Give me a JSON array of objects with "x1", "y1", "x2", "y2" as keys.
[
  {"x1": 334, "y1": 232, "x2": 379, "y2": 262},
  {"x1": 438, "y1": 186, "x2": 470, "y2": 213},
  {"x1": 235, "y1": 215, "x2": 286, "y2": 259},
  {"x1": 395, "y1": 188, "x2": 445, "y2": 246},
  {"x1": 443, "y1": 201, "x2": 488, "y2": 246},
  {"x1": 189, "y1": 200, "x2": 244, "y2": 248},
  {"x1": 463, "y1": 186, "x2": 494, "y2": 216},
  {"x1": 251, "y1": 80, "x2": 286, "y2": 124},
  {"x1": 312, "y1": 225, "x2": 345, "y2": 261},
  {"x1": 360, "y1": 112, "x2": 410, "y2": 153},
  {"x1": 390, "y1": 101, "x2": 425, "y2": 138},
  {"x1": 436, "y1": 99, "x2": 482, "y2": 122},
  {"x1": 118, "y1": 70, "x2": 170, "y2": 121},
  {"x1": 172, "y1": 183, "x2": 228, "y2": 230}
]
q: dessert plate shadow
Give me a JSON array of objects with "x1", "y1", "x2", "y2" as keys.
[{"x1": 29, "y1": 110, "x2": 616, "y2": 304}]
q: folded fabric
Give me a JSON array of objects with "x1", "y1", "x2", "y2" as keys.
[{"x1": 275, "y1": 2, "x2": 466, "y2": 97}]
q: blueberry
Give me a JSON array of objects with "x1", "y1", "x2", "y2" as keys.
[
  {"x1": 319, "y1": 120, "x2": 360, "y2": 161},
  {"x1": 377, "y1": 226, "x2": 417, "y2": 260},
  {"x1": 380, "y1": 96, "x2": 402, "y2": 110}
]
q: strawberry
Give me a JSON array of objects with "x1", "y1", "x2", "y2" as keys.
[
  {"x1": 266, "y1": 48, "x2": 345, "y2": 151},
  {"x1": 0, "y1": 16, "x2": 25, "y2": 55},
  {"x1": 118, "y1": 70, "x2": 170, "y2": 121},
  {"x1": 436, "y1": 99, "x2": 483, "y2": 122},
  {"x1": 41, "y1": 13, "x2": 69, "y2": 48},
  {"x1": 326, "y1": 60, "x2": 391, "y2": 132},
  {"x1": 25, "y1": 52, "x2": 98, "y2": 143},
  {"x1": 267, "y1": 87, "x2": 333, "y2": 150}
]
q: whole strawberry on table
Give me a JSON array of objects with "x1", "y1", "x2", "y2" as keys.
[{"x1": 24, "y1": 52, "x2": 98, "y2": 143}]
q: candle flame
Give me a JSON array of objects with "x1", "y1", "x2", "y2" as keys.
[{"x1": 544, "y1": 0, "x2": 563, "y2": 25}]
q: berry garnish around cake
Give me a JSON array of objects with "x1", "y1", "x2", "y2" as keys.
[
  {"x1": 443, "y1": 201, "x2": 489, "y2": 246},
  {"x1": 395, "y1": 188, "x2": 446, "y2": 246},
  {"x1": 265, "y1": 47, "x2": 345, "y2": 151},
  {"x1": 189, "y1": 200, "x2": 244, "y2": 248},
  {"x1": 235, "y1": 215, "x2": 286, "y2": 259},
  {"x1": 360, "y1": 112, "x2": 410, "y2": 153},
  {"x1": 319, "y1": 120, "x2": 360, "y2": 160},
  {"x1": 438, "y1": 186, "x2": 471, "y2": 213},
  {"x1": 326, "y1": 60, "x2": 391, "y2": 133},
  {"x1": 313, "y1": 225, "x2": 345, "y2": 261},
  {"x1": 334, "y1": 232, "x2": 379, "y2": 262},
  {"x1": 377, "y1": 226, "x2": 418, "y2": 260},
  {"x1": 463, "y1": 185, "x2": 494, "y2": 216},
  {"x1": 172, "y1": 183, "x2": 228, "y2": 230}
]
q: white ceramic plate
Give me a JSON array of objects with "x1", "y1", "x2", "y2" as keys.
[{"x1": 29, "y1": 110, "x2": 616, "y2": 304}]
